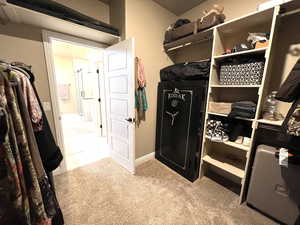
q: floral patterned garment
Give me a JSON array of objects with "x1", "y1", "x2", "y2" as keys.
[
  {"x1": 0, "y1": 71, "x2": 51, "y2": 225},
  {"x1": 14, "y1": 70, "x2": 43, "y2": 132}
]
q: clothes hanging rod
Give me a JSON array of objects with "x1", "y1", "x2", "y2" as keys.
[{"x1": 280, "y1": 8, "x2": 300, "y2": 18}]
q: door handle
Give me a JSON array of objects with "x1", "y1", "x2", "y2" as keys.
[{"x1": 125, "y1": 118, "x2": 135, "y2": 123}]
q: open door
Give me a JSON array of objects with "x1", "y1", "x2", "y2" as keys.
[{"x1": 104, "y1": 38, "x2": 135, "y2": 174}]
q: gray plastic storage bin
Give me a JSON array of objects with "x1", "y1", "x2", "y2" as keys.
[{"x1": 247, "y1": 145, "x2": 300, "y2": 225}]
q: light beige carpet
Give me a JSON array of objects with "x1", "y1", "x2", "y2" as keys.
[{"x1": 54, "y1": 158, "x2": 278, "y2": 225}]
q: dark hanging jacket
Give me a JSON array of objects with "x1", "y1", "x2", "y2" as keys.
[
  {"x1": 276, "y1": 59, "x2": 300, "y2": 137},
  {"x1": 18, "y1": 66, "x2": 63, "y2": 172}
]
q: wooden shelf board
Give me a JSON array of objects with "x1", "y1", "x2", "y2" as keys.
[
  {"x1": 216, "y1": 8, "x2": 274, "y2": 34},
  {"x1": 0, "y1": 3, "x2": 119, "y2": 45},
  {"x1": 257, "y1": 119, "x2": 284, "y2": 126},
  {"x1": 210, "y1": 84, "x2": 261, "y2": 88},
  {"x1": 203, "y1": 155, "x2": 245, "y2": 179},
  {"x1": 208, "y1": 112, "x2": 254, "y2": 122},
  {"x1": 164, "y1": 27, "x2": 214, "y2": 52},
  {"x1": 213, "y1": 47, "x2": 268, "y2": 61},
  {"x1": 223, "y1": 141, "x2": 250, "y2": 151},
  {"x1": 205, "y1": 136, "x2": 251, "y2": 151}
]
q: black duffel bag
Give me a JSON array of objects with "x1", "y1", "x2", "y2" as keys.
[{"x1": 160, "y1": 61, "x2": 210, "y2": 81}]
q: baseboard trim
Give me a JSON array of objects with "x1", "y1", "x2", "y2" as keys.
[{"x1": 135, "y1": 152, "x2": 155, "y2": 167}]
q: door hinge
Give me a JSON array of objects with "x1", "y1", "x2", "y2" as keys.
[
  {"x1": 100, "y1": 125, "x2": 103, "y2": 128},
  {"x1": 98, "y1": 98, "x2": 101, "y2": 102},
  {"x1": 96, "y1": 69, "x2": 100, "y2": 74}
]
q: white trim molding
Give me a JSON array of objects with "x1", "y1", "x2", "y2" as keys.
[{"x1": 135, "y1": 152, "x2": 155, "y2": 167}]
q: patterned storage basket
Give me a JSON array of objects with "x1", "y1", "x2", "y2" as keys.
[{"x1": 219, "y1": 57, "x2": 265, "y2": 85}]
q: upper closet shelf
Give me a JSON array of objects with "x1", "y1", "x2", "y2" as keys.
[
  {"x1": 0, "y1": 0, "x2": 120, "y2": 45},
  {"x1": 215, "y1": 7, "x2": 274, "y2": 34},
  {"x1": 213, "y1": 47, "x2": 268, "y2": 61},
  {"x1": 164, "y1": 27, "x2": 214, "y2": 52}
]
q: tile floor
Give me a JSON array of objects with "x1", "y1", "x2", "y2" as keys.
[{"x1": 60, "y1": 114, "x2": 109, "y2": 171}]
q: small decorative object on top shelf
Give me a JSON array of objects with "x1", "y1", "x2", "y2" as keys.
[{"x1": 263, "y1": 91, "x2": 284, "y2": 121}]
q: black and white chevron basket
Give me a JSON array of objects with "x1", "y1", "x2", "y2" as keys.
[{"x1": 219, "y1": 60, "x2": 265, "y2": 85}]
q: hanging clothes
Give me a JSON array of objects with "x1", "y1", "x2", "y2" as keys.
[
  {"x1": 11, "y1": 62, "x2": 63, "y2": 173},
  {"x1": 0, "y1": 70, "x2": 50, "y2": 225},
  {"x1": 0, "y1": 62, "x2": 64, "y2": 225},
  {"x1": 135, "y1": 57, "x2": 148, "y2": 127}
]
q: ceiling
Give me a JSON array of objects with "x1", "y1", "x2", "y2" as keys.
[
  {"x1": 99, "y1": 0, "x2": 206, "y2": 16},
  {"x1": 152, "y1": 0, "x2": 206, "y2": 16}
]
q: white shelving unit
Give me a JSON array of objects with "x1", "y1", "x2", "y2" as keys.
[{"x1": 199, "y1": 6, "x2": 284, "y2": 204}]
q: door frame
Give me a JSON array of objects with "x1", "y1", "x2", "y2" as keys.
[{"x1": 42, "y1": 30, "x2": 108, "y2": 174}]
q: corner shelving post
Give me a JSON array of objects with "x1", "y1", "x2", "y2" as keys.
[{"x1": 239, "y1": 5, "x2": 281, "y2": 203}]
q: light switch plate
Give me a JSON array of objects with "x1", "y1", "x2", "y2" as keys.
[{"x1": 42, "y1": 102, "x2": 52, "y2": 112}]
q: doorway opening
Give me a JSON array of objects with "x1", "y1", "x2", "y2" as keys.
[{"x1": 50, "y1": 39, "x2": 109, "y2": 172}]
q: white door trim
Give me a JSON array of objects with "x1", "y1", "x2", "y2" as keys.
[{"x1": 42, "y1": 30, "x2": 107, "y2": 174}]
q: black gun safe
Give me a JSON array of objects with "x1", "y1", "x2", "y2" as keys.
[{"x1": 155, "y1": 80, "x2": 208, "y2": 181}]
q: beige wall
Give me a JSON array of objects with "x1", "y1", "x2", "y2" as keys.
[
  {"x1": 125, "y1": 0, "x2": 177, "y2": 158},
  {"x1": 0, "y1": 23, "x2": 56, "y2": 135},
  {"x1": 54, "y1": 0, "x2": 110, "y2": 24},
  {"x1": 110, "y1": 0, "x2": 126, "y2": 40},
  {"x1": 181, "y1": 0, "x2": 269, "y2": 22},
  {"x1": 0, "y1": 1, "x2": 110, "y2": 139},
  {"x1": 53, "y1": 55, "x2": 78, "y2": 114}
]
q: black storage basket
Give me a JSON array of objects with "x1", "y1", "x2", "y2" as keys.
[{"x1": 219, "y1": 57, "x2": 265, "y2": 85}]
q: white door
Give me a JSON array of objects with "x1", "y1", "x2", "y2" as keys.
[{"x1": 104, "y1": 38, "x2": 135, "y2": 174}]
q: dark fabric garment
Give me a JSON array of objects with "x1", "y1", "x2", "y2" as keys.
[
  {"x1": 0, "y1": 71, "x2": 51, "y2": 225},
  {"x1": 226, "y1": 120, "x2": 252, "y2": 142},
  {"x1": 228, "y1": 101, "x2": 256, "y2": 119},
  {"x1": 173, "y1": 19, "x2": 191, "y2": 29},
  {"x1": 14, "y1": 66, "x2": 63, "y2": 172},
  {"x1": 160, "y1": 61, "x2": 211, "y2": 81},
  {"x1": 282, "y1": 98, "x2": 300, "y2": 137},
  {"x1": 15, "y1": 66, "x2": 64, "y2": 225},
  {"x1": 14, "y1": 77, "x2": 60, "y2": 219},
  {"x1": 276, "y1": 59, "x2": 300, "y2": 103}
]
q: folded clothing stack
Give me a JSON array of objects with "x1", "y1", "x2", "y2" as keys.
[{"x1": 228, "y1": 101, "x2": 257, "y2": 119}]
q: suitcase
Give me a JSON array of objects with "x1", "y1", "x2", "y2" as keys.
[{"x1": 247, "y1": 145, "x2": 300, "y2": 225}]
